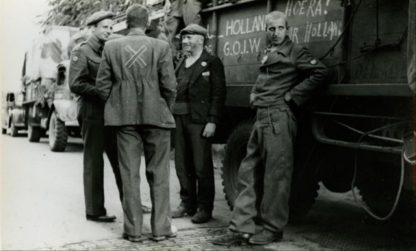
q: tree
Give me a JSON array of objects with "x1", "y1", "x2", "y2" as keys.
[{"x1": 42, "y1": 0, "x2": 147, "y2": 27}]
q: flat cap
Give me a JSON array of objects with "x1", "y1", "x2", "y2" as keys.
[
  {"x1": 86, "y1": 11, "x2": 114, "y2": 26},
  {"x1": 180, "y1": 24, "x2": 208, "y2": 37}
]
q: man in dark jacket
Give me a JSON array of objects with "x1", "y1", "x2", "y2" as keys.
[
  {"x1": 96, "y1": 4, "x2": 177, "y2": 242},
  {"x1": 213, "y1": 11, "x2": 329, "y2": 246},
  {"x1": 171, "y1": 24, "x2": 226, "y2": 223},
  {"x1": 69, "y1": 11, "x2": 121, "y2": 223},
  {"x1": 69, "y1": 11, "x2": 151, "y2": 223}
]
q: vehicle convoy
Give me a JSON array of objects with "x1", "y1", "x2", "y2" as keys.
[
  {"x1": 20, "y1": 26, "x2": 81, "y2": 152},
  {"x1": 118, "y1": 0, "x2": 415, "y2": 221}
]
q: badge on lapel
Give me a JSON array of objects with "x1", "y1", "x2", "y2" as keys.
[
  {"x1": 202, "y1": 71, "x2": 210, "y2": 77},
  {"x1": 201, "y1": 61, "x2": 207, "y2": 67}
]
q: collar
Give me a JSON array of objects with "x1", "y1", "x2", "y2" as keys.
[
  {"x1": 128, "y1": 28, "x2": 146, "y2": 36},
  {"x1": 87, "y1": 34, "x2": 105, "y2": 54},
  {"x1": 266, "y1": 36, "x2": 292, "y2": 56}
]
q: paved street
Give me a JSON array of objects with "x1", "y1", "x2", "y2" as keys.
[{"x1": 1, "y1": 134, "x2": 415, "y2": 250}]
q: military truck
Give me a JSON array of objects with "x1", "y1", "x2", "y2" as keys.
[
  {"x1": 119, "y1": 0, "x2": 416, "y2": 221},
  {"x1": 21, "y1": 26, "x2": 81, "y2": 152}
]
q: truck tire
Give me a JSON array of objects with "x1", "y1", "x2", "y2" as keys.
[
  {"x1": 289, "y1": 118, "x2": 320, "y2": 220},
  {"x1": 321, "y1": 151, "x2": 355, "y2": 193},
  {"x1": 2, "y1": 127, "x2": 7, "y2": 134},
  {"x1": 289, "y1": 162, "x2": 320, "y2": 219},
  {"x1": 28, "y1": 125, "x2": 42, "y2": 142},
  {"x1": 222, "y1": 122, "x2": 254, "y2": 209},
  {"x1": 48, "y1": 111, "x2": 68, "y2": 152},
  {"x1": 10, "y1": 120, "x2": 18, "y2": 137}
]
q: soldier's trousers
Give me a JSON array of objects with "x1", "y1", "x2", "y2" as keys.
[
  {"x1": 229, "y1": 106, "x2": 297, "y2": 234},
  {"x1": 80, "y1": 117, "x2": 123, "y2": 217},
  {"x1": 116, "y1": 125, "x2": 172, "y2": 237},
  {"x1": 174, "y1": 114, "x2": 215, "y2": 212}
]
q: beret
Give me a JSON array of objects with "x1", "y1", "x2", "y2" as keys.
[
  {"x1": 86, "y1": 11, "x2": 114, "y2": 26},
  {"x1": 180, "y1": 24, "x2": 208, "y2": 37}
]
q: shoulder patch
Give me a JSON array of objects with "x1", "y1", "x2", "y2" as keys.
[{"x1": 310, "y1": 59, "x2": 317, "y2": 65}]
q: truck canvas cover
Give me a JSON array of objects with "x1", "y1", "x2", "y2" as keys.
[{"x1": 24, "y1": 26, "x2": 78, "y2": 83}]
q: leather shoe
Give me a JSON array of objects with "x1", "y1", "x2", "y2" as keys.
[
  {"x1": 172, "y1": 205, "x2": 196, "y2": 218},
  {"x1": 248, "y1": 229, "x2": 283, "y2": 245},
  {"x1": 191, "y1": 209, "x2": 212, "y2": 224},
  {"x1": 122, "y1": 233, "x2": 146, "y2": 243},
  {"x1": 212, "y1": 230, "x2": 250, "y2": 246},
  {"x1": 86, "y1": 214, "x2": 116, "y2": 222},
  {"x1": 151, "y1": 225, "x2": 178, "y2": 241}
]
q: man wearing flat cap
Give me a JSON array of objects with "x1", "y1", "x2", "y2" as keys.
[
  {"x1": 69, "y1": 10, "x2": 126, "y2": 223},
  {"x1": 171, "y1": 23, "x2": 226, "y2": 224},
  {"x1": 96, "y1": 4, "x2": 177, "y2": 242}
]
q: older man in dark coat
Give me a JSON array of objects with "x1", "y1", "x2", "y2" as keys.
[
  {"x1": 171, "y1": 24, "x2": 226, "y2": 224},
  {"x1": 96, "y1": 4, "x2": 177, "y2": 243}
]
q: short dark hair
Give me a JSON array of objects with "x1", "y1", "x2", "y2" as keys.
[{"x1": 126, "y1": 4, "x2": 149, "y2": 29}]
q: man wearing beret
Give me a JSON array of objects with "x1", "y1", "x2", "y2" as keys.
[
  {"x1": 171, "y1": 24, "x2": 226, "y2": 224},
  {"x1": 69, "y1": 10, "x2": 122, "y2": 223},
  {"x1": 213, "y1": 11, "x2": 328, "y2": 246},
  {"x1": 96, "y1": 5, "x2": 177, "y2": 242},
  {"x1": 69, "y1": 11, "x2": 151, "y2": 223}
]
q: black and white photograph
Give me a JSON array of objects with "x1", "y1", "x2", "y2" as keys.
[{"x1": 1, "y1": 0, "x2": 415, "y2": 250}]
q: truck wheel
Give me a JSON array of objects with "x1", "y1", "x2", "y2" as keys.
[
  {"x1": 222, "y1": 122, "x2": 253, "y2": 209},
  {"x1": 2, "y1": 128, "x2": 7, "y2": 134},
  {"x1": 321, "y1": 151, "x2": 354, "y2": 193},
  {"x1": 10, "y1": 121, "x2": 18, "y2": 137},
  {"x1": 289, "y1": 123, "x2": 321, "y2": 220},
  {"x1": 28, "y1": 125, "x2": 42, "y2": 142},
  {"x1": 49, "y1": 111, "x2": 68, "y2": 152},
  {"x1": 289, "y1": 165, "x2": 320, "y2": 219}
]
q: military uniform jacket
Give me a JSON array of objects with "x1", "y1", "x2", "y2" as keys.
[
  {"x1": 96, "y1": 30, "x2": 177, "y2": 128},
  {"x1": 176, "y1": 50, "x2": 226, "y2": 124},
  {"x1": 252, "y1": 36, "x2": 329, "y2": 107},
  {"x1": 69, "y1": 35, "x2": 106, "y2": 120}
]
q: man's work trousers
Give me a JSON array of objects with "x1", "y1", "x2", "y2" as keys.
[
  {"x1": 80, "y1": 117, "x2": 123, "y2": 217},
  {"x1": 174, "y1": 114, "x2": 215, "y2": 212},
  {"x1": 116, "y1": 125, "x2": 172, "y2": 237},
  {"x1": 229, "y1": 106, "x2": 297, "y2": 234}
]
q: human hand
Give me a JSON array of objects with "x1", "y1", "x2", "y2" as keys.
[
  {"x1": 250, "y1": 93, "x2": 256, "y2": 104},
  {"x1": 202, "y1": 122, "x2": 216, "y2": 138}
]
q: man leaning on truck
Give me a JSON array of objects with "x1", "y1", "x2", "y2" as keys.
[{"x1": 213, "y1": 11, "x2": 329, "y2": 246}]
